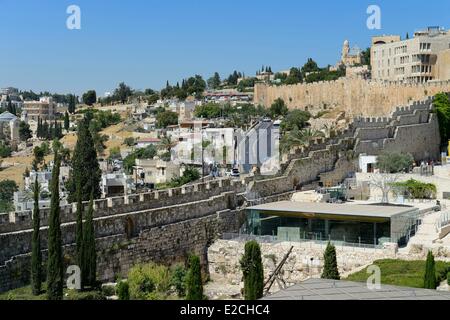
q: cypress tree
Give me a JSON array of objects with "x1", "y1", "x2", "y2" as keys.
[
  {"x1": 31, "y1": 176, "x2": 42, "y2": 295},
  {"x1": 240, "y1": 240, "x2": 264, "y2": 300},
  {"x1": 68, "y1": 116, "x2": 101, "y2": 202},
  {"x1": 75, "y1": 179, "x2": 83, "y2": 268},
  {"x1": 321, "y1": 242, "x2": 340, "y2": 280},
  {"x1": 81, "y1": 193, "x2": 97, "y2": 289},
  {"x1": 185, "y1": 255, "x2": 203, "y2": 300},
  {"x1": 424, "y1": 251, "x2": 437, "y2": 289},
  {"x1": 64, "y1": 111, "x2": 70, "y2": 131},
  {"x1": 46, "y1": 151, "x2": 63, "y2": 300}
]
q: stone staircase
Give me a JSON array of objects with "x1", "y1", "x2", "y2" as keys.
[{"x1": 402, "y1": 211, "x2": 441, "y2": 253}]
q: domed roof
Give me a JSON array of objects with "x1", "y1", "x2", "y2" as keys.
[{"x1": 343, "y1": 40, "x2": 349, "y2": 46}]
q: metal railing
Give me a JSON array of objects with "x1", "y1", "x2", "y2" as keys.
[{"x1": 222, "y1": 233, "x2": 385, "y2": 249}]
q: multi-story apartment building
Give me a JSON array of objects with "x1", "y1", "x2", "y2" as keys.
[
  {"x1": 371, "y1": 27, "x2": 450, "y2": 83},
  {"x1": 22, "y1": 96, "x2": 55, "y2": 121}
]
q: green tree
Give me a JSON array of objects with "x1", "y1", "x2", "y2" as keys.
[
  {"x1": 117, "y1": 281, "x2": 130, "y2": 300},
  {"x1": 240, "y1": 241, "x2": 264, "y2": 300},
  {"x1": 207, "y1": 72, "x2": 221, "y2": 89},
  {"x1": 19, "y1": 121, "x2": 32, "y2": 141},
  {"x1": 321, "y1": 242, "x2": 340, "y2": 280},
  {"x1": 31, "y1": 176, "x2": 42, "y2": 295},
  {"x1": 47, "y1": 151, "x2": 63, "y2": 300},
  {"x1": 0, "y1": 180, "x2": 18, "y2": 212},
  {"x1": 156, "y1": 110, "x2": 178, "y2": 128},
  {"x1": 75, "y1": 180, "x2": 83, "y2": 267},
  {"x1": 82, "y1": 90, "x2": 97, "y2": 106},
  {"x1": 68, "y1": 94, "x2": 76, "y2": 114},
  {"x1": 269, "y1": 98, "x2": 288, "y2": 118},
  {"x1": 376, "y1": 152, "x2": 414, "y2": 173},
  {"x1": 0, "y1": 142, "x2": 12, "y2": 158},
  {"x1": 114, "y1": 82, "x2": 134, "y2": 104},
  {"x1": 185, "y1": 255, "x2": 204, "y2": 300},
  {"x1": 81, "y1": 194, "x2": 97, "y2": 289},
  {"x1": 281, "y1": 109, "x2": 311, "y2": 132},
  {"x1": 434, "y1": 93, "x2": 450, "y2": 147},
  {"x1": 424, "y1": 251, "x2": 437, "y2": 289},
  {"x1": 68, "y1": 116, "x2": 101, "y2": 202},
  {"x1": 64, "y1": 111, "x2": 70, "y2": 131},
  {"x1": 32, "y1": 145, "x2": 45, "y2": 170},
  {"x1": 301, "y1": 58, "x2": 320, "y2": 73}
]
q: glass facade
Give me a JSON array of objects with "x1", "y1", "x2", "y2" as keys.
[{"x1": 246, "y1": 210, "x2": 391, "y2": 245}]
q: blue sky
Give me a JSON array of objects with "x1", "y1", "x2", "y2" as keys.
[{"x1": 1, "y1": 0, "x2": 449, "y2": 95}]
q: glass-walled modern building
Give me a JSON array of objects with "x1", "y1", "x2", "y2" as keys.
[{"x1": 245, "y1": 201, "x2": 420, "y2": 246}]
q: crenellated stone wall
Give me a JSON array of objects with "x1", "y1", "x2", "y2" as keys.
[{"x1": 254, "y1": 78, "x2": 450, "y2": 117}]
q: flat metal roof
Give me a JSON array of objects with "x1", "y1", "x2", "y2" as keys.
[
  {"x1": 247, "y1": 201, "x2": 417, "y2": 219},
  {"x1": 261, "y1": 278, "x2": 450, "y2": 300}
]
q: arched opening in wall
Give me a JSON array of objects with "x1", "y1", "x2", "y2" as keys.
[{"x1": 124, "y1": 217, "x2": 136, "y2": 239}]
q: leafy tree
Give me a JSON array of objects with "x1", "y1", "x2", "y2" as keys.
[
  {"x1": 433, "y1": 93, "x2": 450, "y2": 147},
  {"x1": 156, "y1": 110, "x2": 178, "y2": 128},
  {"x1": 82, "y1": 90, "x2": 97, "y2": 106},
  {"x1": 376, "y1": 152, "x2": 414, "y2": 173},
  {"x1": 0, "y1": 180, "x2": 18, "y2": 213},
  {"x1": 269, "y1": 98, "x2": 288, "y2": 118},
  {"x1": 64, "y1": 111, "x2": 70, "y2": 131},
  {"x1": 424, "y1": 251, "x2": 437, "y2": 289},
  {"x1": 32, "y1": 145, "x2": 46, "y2": 170},
  {"x1": 81, "y1": 194, "x2": 97, "y2": 289},
  {"x1": 114, "y1": 82, "x2": 134, "y2": 104},
  {"x1": 207, "y1": 72, "x2": 221, "y2": 89},
  {"x1": 301, "y1": 58, "x2": 320, "y2": 74},
  {"x1": 321, "y1": 242, "x2": 340, "y2": 280},
  {"x1": 185, "y1": 255, "x2": 204, "y2": 300},
  {"x1": 392, "y1": 179, "x2": 437, "y2": 199},
  {"x1": 67, "y1": 115, "x2": 101, "y2": 202},
  {"x1": 47, "y1": 152, "x2": 63, "y2": 300},
  {"x1": 31, "y1": 176, "x2": 42, "y2": 295},
  {"x1": 123, "y1": 144, "x2": 158, "y2": 173},
  {"x1": 124, "y1": 137, "x2": 136, "y2": 147},
  {"x1": 168, "y1": 166, "x2": 200, "y2": 188},
  {"x1": 240, "y1": 240, "x2": 264, "y2": 300},
  {"x1": 285, "y1": 67, "x2": 303, "y2": 84},
  {"x1": 0, "y1": 142, "x2": 12, "y2": 158},
  {"x1": 19, "y1": 121, "x2": 32, "y2": 141},
  {"x1": 281, "y1": 109, "x2": 311, "y2": 132}
]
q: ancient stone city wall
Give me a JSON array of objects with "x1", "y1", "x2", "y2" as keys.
[{"x1": 254, "y1": 78, "x2": 450, "y2": 116}]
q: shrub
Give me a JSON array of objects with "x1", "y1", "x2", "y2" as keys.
[
  {"x1": 127, "y1": 263, "x2": 171, "y2": 300},
  {"x1": 101, "y1": 284, "x2": 116, "y2": 297},
  {"x1": 117, "y1": 281, "x2": 129, "y2": 300},
  {"x1": 392, "y1": 179, "x2": 437, "y2": 199},
  {"x1": 65, "y1": 290, "x2": 106, "y2": 300},
  {"x1": 170, "y1": 264, "x2": 187, "y2": 297}
]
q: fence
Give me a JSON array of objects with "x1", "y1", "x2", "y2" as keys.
[
  {"x1": 222, "y1": 233, "x2": 385, "y2": 250},
  {"x1": 436, "y1": 211, "x2": 450, "y2": 232}
]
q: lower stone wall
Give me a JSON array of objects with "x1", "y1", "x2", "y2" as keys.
[
  {"x1": 207, "y1": 240, "x2": 399, "y2": 293},
  {"x1": 0, "y1": 209, "x2": 245, "y2": 293}
]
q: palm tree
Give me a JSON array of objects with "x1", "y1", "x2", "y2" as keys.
[
  {"x1": 158, "y1": 135, "x2": 176, "y2": 154},
  {"x1": 280, "y1": 128, "x2": 325, "y2": 155}
]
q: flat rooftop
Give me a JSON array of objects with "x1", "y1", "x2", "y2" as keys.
[
  {"x1": 247, "y1": 201, "x2": 418, "y2": 219},
  {"x1": 261, "y1": 278, "x2": 450, "y2": 300}
]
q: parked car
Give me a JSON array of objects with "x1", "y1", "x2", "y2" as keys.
[{"x1": 230, "y1": 168, "x2": 240, "y2": 177}]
